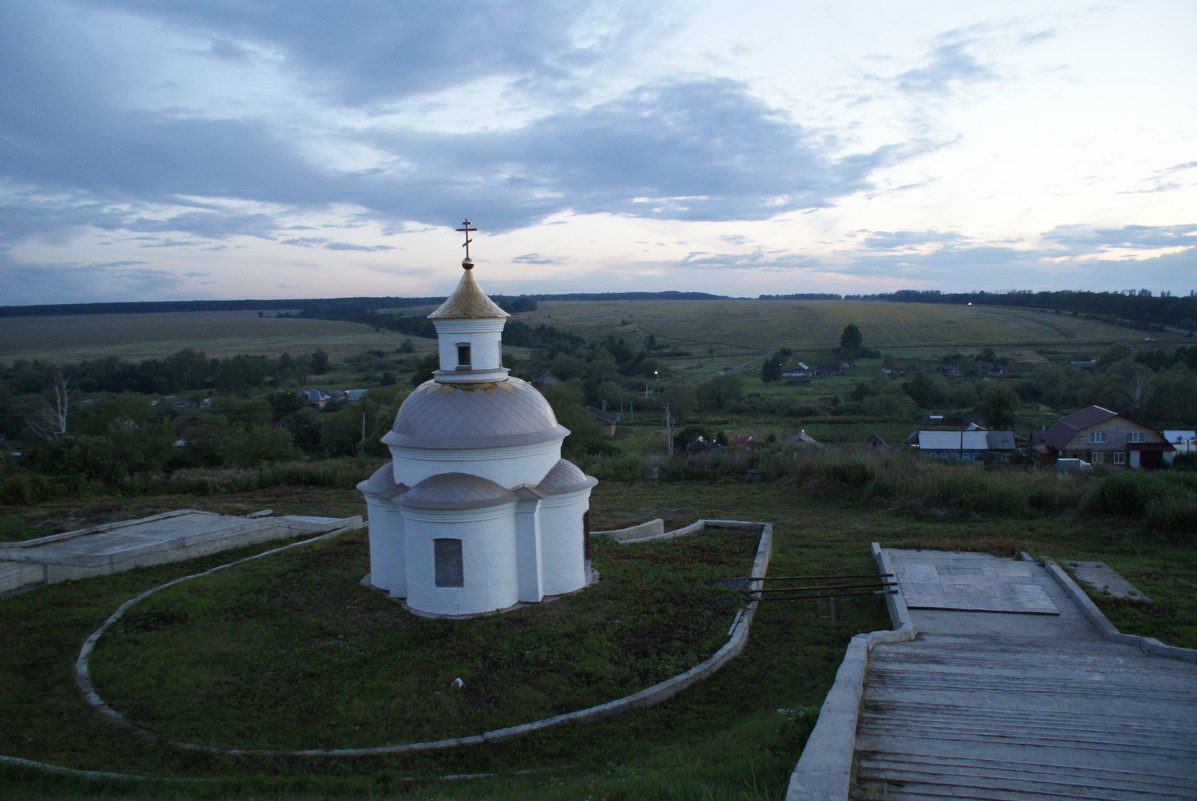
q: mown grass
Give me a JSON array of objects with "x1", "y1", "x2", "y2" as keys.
[
  {"x1": 88, "y1": 528, "x2": 753, "y2": 750},
  {"x1": 1, "y1": 477, "x2": 1194, "y2": 801}
]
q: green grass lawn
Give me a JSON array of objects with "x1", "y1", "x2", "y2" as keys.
[{"x1": 1, "y1": 478, "x2": 1193, "y2": 800}]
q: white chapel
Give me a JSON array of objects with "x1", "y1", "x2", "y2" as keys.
[{"x1": 358, "y1": 228, "x2": 597, "y2": 616}]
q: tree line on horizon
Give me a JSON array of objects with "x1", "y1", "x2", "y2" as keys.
[{"x1": 5, "y1": 288, "x2": 1195, "y2": 333}]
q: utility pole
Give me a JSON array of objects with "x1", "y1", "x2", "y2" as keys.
[{"x1": 664, "y1": 402, "x2": 673, "y2": 458}]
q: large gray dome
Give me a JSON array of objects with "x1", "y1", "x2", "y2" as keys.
[{"x1": 382, "y1": 377, "x2": 569, "y2": 450}]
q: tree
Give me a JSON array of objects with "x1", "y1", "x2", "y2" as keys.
[
  {"x1": 541, "y1": 382, "x2": 606, "y2": 459},
  {"x1": 310, "y1": 348, "x2": 330, "y2": 375},
  {"x1": 696, "y1": 372, "x2": 743, "y2": 411},
  {"x1": 660, "y1": 383, "x2": 697, "y2": 423},
  {"x1": 761, "y1": 351, "x2": 785, "y2": 384},
  {"x1": 840, "y1": 323, "x2": 863, "y2": 355},
  {"x1": 26, "y1": 372, "x2": 74, "y2": 441},
  {"x1": 1118, "y1": 363, "x2": 1156, "y2": 415},
  {"x1": 903, "y1": 372, "x2": 948, "y2": 408},
  {"x1": 976, "y1": 383, "x2": 1018, "y2": 430}
]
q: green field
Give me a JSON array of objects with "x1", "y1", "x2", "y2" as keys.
[
  {"x1": 1, "y1": 301, "x2": 1178, "y2": 369},
  {"x1": 525, "y1": 299, "x2": 1181, "y2": 371},
  {"x1": 0, "y1": 311, "x2": 433, "y2": 364}
]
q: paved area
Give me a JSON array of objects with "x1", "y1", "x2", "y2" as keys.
[
  {"x1": 0, "y1": 510, "x2": 361, "y2": 594},
  {"x1": 852, "y1": 549, "x2": 1197, "y2": 801},
  {"x1": 1065, "y1": 560, "x2": 1152, "y2": 602}
]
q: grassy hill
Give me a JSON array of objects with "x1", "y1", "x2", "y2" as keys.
[
  {"x1": 521, "y1": 299, "x2": 1179, "y2": 370},
  {"x1": 1, "y1": 301, "x2": 1178, "y2": 368},
  {"x1": 0, "y1": 311, "x2": 430, "y2": 364}
]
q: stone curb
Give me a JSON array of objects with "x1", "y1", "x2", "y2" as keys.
[
  {"x1": 591, "y1": 518, "x2": 664, "y2": 541},
  {"x1": 785, "y1": 543, "x2": 916, "y2": 801},
  {"x1": 74, "y1": 520, "x2": 773, "y2": 758}
]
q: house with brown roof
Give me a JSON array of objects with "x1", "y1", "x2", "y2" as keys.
[{"x1": 1034, "y1": 405, "x2": 1174, "y2": 469}]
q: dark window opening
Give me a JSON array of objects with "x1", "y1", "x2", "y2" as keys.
[
  {"x1": 583, "y1": 511, "x2": 591, "y2": 560},
  {"x1": 456, "y1": 344, "x2": 471, "y2": 368},
  {"x1": 434, "y1": 538, "x2": 464, "y2": 587}
]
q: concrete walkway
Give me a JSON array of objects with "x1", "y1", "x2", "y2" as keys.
[
  {"x1": 852, "y1": 549, "x2": 1197, "y2": 801},
  {"x1": 0, "y1": 510, "x2": 362, "y2": 595}
]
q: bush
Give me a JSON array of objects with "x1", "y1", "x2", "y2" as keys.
[{"x1": 1081, "y1": 472, "x2": 1172, "y2": 517}]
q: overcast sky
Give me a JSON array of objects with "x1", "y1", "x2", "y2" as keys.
[{"x1": 1, "y1": 0, "x2": 1194, "y2": 306}]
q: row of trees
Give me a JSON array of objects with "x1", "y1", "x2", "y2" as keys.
[{"x1": 2, "y1": 348, "x2": 332, "y2": 398}]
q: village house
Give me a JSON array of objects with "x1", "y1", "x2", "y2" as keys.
[
  {"x1": 585, "y1": 406, "x2": 620, "y2": 437},
  {"x1": 786, "y1": 430, "x2": 819, "y2": 445},
  {"x1": 1034, "y1": 405, "x2": 1174, "y2": 468},
  {"x1": 913, "y1": 429, "x2": 1016, "y2": 463},
  {"x1": 1162, "y1": 430, "x2": 1196, "y2": 454}
]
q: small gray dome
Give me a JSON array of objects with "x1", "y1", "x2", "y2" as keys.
[
  {"x1": 401, "y1": 472, "x2": 514, "y2": 509},
  {"x1": 382, "y1": 377, "x2": 568, "y2": 449},
  {"x1": 357, "y1": 463, "x2": 408, "y2": 499},
  {"x1": 537, "y1": 459, "x2": 596, "y2": 495}
]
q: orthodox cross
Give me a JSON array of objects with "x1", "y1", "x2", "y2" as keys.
[{"x1": 456, "y1": 218, "x2": 476, "y2": 259}]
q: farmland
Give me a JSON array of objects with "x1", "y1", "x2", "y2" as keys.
[
  {"x1": 0, "y1": 300, "x2": 1178, "y2": 372},
  {"x1": 523, "y1": 299, "x2": 1161, "y2": 352},
  {"x1": 0, "y1": 310, "x2": 430, "y2": 364}
]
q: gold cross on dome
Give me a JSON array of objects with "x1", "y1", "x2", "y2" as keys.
[{"x1": 456, "y1": 218, "x2": 476, "y2": 259}]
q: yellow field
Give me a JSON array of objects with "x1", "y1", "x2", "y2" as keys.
[{"x1": 0, "y1": 311, "x2": 432, "y2": 364}]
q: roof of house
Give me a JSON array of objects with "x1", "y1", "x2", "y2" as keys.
[
  {"x1": 585, "y1": 406, "x2": 620, "y2": 425},
  {"x1": 1163, "y1": 429, "x2": 1196, "y2": 444},
  {"x1": 916, "y1": 430, "x2": 1015, "y2": 451},
  {"x1": 1042, "y1": 405, "x2": 1119, "y2": 450}
]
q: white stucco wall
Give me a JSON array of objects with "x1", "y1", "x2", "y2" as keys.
[
  {"x1": 367, "y1": 503, "x2": 407, "y2": 597},
  {"x1": 389, "y1": 440, "x2": 562, "y2": 489},
  {"x1": 538, "y1": 489, "x2": 591, "y2": 597},
  {"x1": 434, "y1": 317, "x2": 506, "y2": 374},
  {"x1": 402, "y1": 504, "x2": 519, "y2": 616}
]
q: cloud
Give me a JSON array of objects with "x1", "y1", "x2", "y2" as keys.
[
  {"x1": 895, "y1": 40, "x2": 998, "y2": 94},
  {"x1": 323, "y1": 242, "x2": 394, "y2": 252},
  {"x1": 859, "y1": 230, "x2": 967, "y2": 250},
  {"x1": 680, "y1": 249, "x2": 821, "y2": 271},
  {"x1": 1042, "y1": 224, "x2": 1197, "y2": 251},
  {"x1": 0, "y1": 258, "x2": 200, "y2": 305},
  {"x1": 512, "y1": 253, "x2": 558, "y2": 264},
  {"x1": 357, "y1": 78, "x2": 924, "y2": 230},
  {"x1": 88, "y1": 0, "x2": 669, "y2": 106}
]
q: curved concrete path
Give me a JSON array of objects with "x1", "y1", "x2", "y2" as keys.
[{"x1": 852, "y1": 549, "x2": 1197, "y2": 801}]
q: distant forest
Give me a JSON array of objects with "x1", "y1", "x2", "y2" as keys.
[{"x1": 3, "y1": 288, "x2": 1195, "y2": 333}]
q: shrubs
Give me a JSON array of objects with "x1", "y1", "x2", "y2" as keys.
[{"x1": 1082, "y1": 471, "x2": 1197, "y2": 538}]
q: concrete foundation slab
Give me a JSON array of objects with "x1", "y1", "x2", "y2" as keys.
[
  {"x1": 894, "y1": 552, "x2": 1059, "y2": 615},
  {"x1": 1065, "y1": 560, "x2": 1152, "y2": 602},
  {"x1": 0, "y1": 510, "x2": 363, "y2": 595}
]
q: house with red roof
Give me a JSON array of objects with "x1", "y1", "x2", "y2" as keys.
[{"x1": 1034, "y1": 405, "x2": 1174, "y2": 469}]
